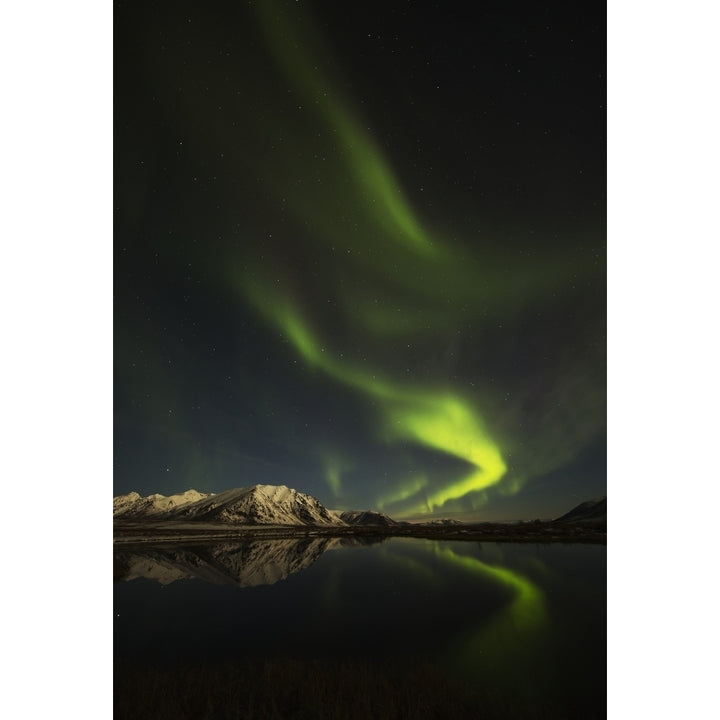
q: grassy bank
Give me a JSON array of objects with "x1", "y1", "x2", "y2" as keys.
[
  {"x1": 115, "y1": 657, "x2": 604, "y2": 720},
  {"x1": 113, "y1": 520, "x2": 606, "y2": 547}
]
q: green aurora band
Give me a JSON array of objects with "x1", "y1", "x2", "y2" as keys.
[
  {"x1": 243, "y1": 286, "x2": 506, "y2": 513},
  {"x1": 254, "y1": 0, "x2": 439, "y2": 260},
  {"x1": 249, "y1": 0, "x2": 582, "y2": 308},
  {"x1": 232, "y1": 0, "x2": 514, "y2": 513},
  {"x1": 212, "y1": 1, "x2": 603, "y2": 514},
  {"x1": 112, "y1": 0, "x2": 606, "y2": 518},
  {"x1": 321, "y1": 449, "x2": 353, "y2": 496}
]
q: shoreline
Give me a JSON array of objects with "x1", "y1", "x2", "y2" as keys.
[{"x1": 113, "y1": 520, "x2": 606, "y2": 546}]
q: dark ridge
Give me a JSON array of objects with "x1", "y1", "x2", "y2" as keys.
[
  {"x1": 338, "y1": 510, "x2": 399, "y2": 527},
  {"x1": 555, "y1": 497, "x2": 606, "y2": 523}
]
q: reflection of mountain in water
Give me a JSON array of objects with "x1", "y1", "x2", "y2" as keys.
[{"x1": 114, "y1": 537, "x2": 383, "y2": 587}]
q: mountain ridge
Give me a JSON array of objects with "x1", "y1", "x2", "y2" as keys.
[
  {"x1": 114, "y1": 486, "x2": 607, "y2": 529},
  {"x1": 555, "y1": 497, "x2": 606, "y2": 523},
  {"x1": 113, "y1": 484, "x2": 393, "y2": 527}
]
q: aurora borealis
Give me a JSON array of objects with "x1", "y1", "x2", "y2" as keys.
[{"x1": 114, "y1": 0, "x2": 606, "y2": 520}]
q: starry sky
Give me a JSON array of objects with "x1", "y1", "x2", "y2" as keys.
[{"x1": 114, "y1": 0, "x2": 606, "y2": 521}]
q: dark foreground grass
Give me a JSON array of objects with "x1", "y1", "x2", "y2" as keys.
[{"x1": 114, "y1": 657, "x2": 599, "y2": 720}]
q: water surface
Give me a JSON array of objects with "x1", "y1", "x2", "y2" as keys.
[{"x1": 115, "y1": 537, "x2": 605, "y2": 718}]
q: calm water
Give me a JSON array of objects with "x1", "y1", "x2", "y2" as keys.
[{"x1": 114, "y1": 537, "x2": 606, "y2": 718}]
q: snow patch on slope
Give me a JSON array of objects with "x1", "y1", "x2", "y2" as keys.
[
  {"x1": 114, "y1": 485, "x2": 346, "y2": 526},
  {"x1": 113, "y1": 489, "x2": 214, "y2": 518}
]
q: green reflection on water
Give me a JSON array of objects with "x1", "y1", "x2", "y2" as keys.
[
  {"x1": 431, "y1": 543, "x2": 550, "y2": 690},
  {"x1": 433, "y1": 545, "x2": 547, "y2": 633},
  {"x1": 377, "y1": 540, "x2": 549, "y2": 684}
]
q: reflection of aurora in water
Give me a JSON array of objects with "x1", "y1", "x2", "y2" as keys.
[
  {"x1": 346, "y1": 537, "x2": 550, "y2": 686},
  {"x1": 379, "y1": 540, "x2": 548, "y2": 675},
  {"x1": 433, "y1": 544, "x2": 547, "y2": 634},
  {"x1": 115, "y1": 538, "x2": 606, "y2": 716},
  {"x1": 431, "y1": 543, "x2": 549, "y2": 685}
]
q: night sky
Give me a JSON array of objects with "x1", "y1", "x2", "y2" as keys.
[{"x1": 114, "y1": 0, "x2": 606, "y2": 521}]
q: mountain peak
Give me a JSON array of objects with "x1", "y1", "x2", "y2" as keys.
[{"x1": 114, "y1": 484, "x2": 346, "y2": 527}]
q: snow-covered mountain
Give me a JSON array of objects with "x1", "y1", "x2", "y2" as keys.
[
  {"x1": 113, "y1": 489, "x2": 214, "y2": 518},
  {"x1": 114, "y1": 485, "x2": 346, "y2": 526}
]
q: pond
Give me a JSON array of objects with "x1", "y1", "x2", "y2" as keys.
[{"x1": 114, "y1": 537, "x2": 606, "y2": 719}]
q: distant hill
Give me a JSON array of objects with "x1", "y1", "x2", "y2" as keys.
[
  {"x1": 333, "y1": 510, "x2": 399, "y2": 527},
  {"x1": 555, "y1": 497, "x2": 606, "y2": 523}
]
